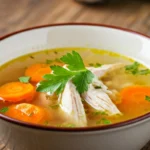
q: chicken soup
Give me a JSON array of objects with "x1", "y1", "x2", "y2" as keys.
[{"x1": 0, "y1": 48, "x2": 150, "y2": 127}]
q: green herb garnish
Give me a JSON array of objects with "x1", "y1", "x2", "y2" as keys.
[
  {"x1": 145, "y1": 96, "x2": 150, "y2": 102},
  {"x1": 125, "y1": 62, "x2": 150, "y2": 75},
  {"x1": 102, "y1": 118, "x2": 111, "y2": 124},
  {"x1": 65, "y1": 123, "x2": 76, "y2": 128},
  {"x1": 95, "y1": 86, "x2": 101, "y2": 89},
  {"x1": 50, "y1": 104, "x2": 59, "y2": 109},
  {"x1": 96, "y1": 118, "x2": 111, "y2": 125},
  {"x1": 55, "y1": 58, "x2": 62, "y2": 63},
  {"x1": 92, "y1": 111, "x2": 107, "y2": 116},
  {"x1": 95, "y1": 63, "x2": 102, "y2": 68},
  {"x1": 29, "y1": 55, "x2": 34, "y2": 59},
  {"x1": 89, "y1": 63, "x2": 102, "y2": 68},
  {"x1": 46, "y1": 59, "x2": 53, "y2": 64},
  {"x1": 19, "y1": 76, "x2": 31, "y2": 83},
  {"x1": 57, "y1": 123, "x2": 76, "y2": 128},
  {"x1": 0, "y1": 107, "x2": 9, "y2": 113},
  {"x1": 54, "y1": 51, "x2": 58, "y2": 54},
  {"x1": 37, "y1": 51, "x2": 94, "y2": 95}
]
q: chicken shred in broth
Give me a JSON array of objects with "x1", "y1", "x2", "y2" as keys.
[{"x1": 0, "y1": 48, "x2": 150, "y2": 128}]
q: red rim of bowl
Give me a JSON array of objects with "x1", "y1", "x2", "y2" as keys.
[{"x1": 0, "y1": 23, "x2": 150, "y2": 132}]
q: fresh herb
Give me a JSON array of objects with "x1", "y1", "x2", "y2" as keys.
[
  {"x1": 89, "y1": 63, "x2": 102, "y2": 68},
  {"x1": 46, "y1": 59, "x2": 53, "y2": 64},
  {"x1": 102, "y1": 118, "x2": 111, "y2": 124},
  {"x1": 37, "y1": 51, "x2": 94, "y2": 95},
  {"x1": 89, "y1": 63, "x2": 94, "y2": 66},
  {"x1": 94, "y1": 86, "x2": 101, "y2": 89},
  {"x1": 125, "y1": 62, "x2": 150, "y2": 75},
  {"x1": 92, "y1": 111, "x2": 107, "y2": 116},
  {"x1": 46, "y1": 58, "x2": 62, "y2": 64},
  {"x1": 0, "y1": 107, "x2": 9, "y2": 113},
  {"x1": 55, "y1": 58, "x2": 62, "y2": 63},
  {"x1": 19, "y1": 76, "x2": 31, "y2": 83},
  {"x1": 136, "y1": 69, "x2": 150, "y2": 75},
  {"x1": 96, "y1": 118, "x2": 111, "y2": 125},
  {"x1": 145, "y1": 96, "x2": 150, "y2": 102},
  {"x1": 65, "y1": 123, "x2": 76, "y2": 128},
  {"x1": 49, "y1": 104, "x2": 59, "y2": 109},
  {"x1": 57, "y1": 123, "x2": 76, "y2": 128},
  {"x1": 95, "y1": 63, "x2": 102, "y2": 68},
  {"x1": 29, "y1": 55, "x2": 34, "y2": 59},
  {"x1": 72, "y1": 70, "x2": 94, "y2": 94}
]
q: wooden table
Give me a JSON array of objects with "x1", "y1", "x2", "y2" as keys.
[
  {"x1": 0, "y1": 0, "x2": 150, "y2": 36},
  {"x1": 0, "y1": 0, "x2": 150, "y2": 149}
]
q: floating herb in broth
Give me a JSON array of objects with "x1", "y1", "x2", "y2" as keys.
[{"x1": 0, "y1": 48, "x2": 150, "y2": 127}]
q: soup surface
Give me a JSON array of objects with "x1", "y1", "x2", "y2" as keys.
[{"x1": 0, "y1": 48, "x2": 150, "y2": 128}]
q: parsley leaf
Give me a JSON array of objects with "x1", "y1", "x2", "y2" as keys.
[
  {"x1": 125, "y1": 62, "x2": 150, "y2": 75},
  {"x1": 125, "y1": 62, "x2": 140, "y2": 75},
  {"x1": 145, "y1": 96, "x2": 150, "y2": 102},
  {"x1": 37, "y1": 51, "x2": 94, "y2": 95},
  {"x1": 49, "y1": 104, "x2": 59, "y2": 109},
  {"x1": 57, "y1": 123, "x2": 76, "y2": 128},
  {"x1": 19, "y1": 76, "x2": 30, "y2": 83},
  {"x1": 136, "y1": 69, "x2": 150, "y2": 75},
  {"x1": 89, "y1": 63, "x2": 102, "y2": 68},
  {"x1": 37, "y1": 76, "x2": 71, "y2": 95},
  {"x1": 72, "y1": 70, "x2": 94, "y2": 94},
  {"x1": 46, "y1": 59, "x2": 53, "y2": 64},
  {"x1": 96, "y1": 118, "x2": 111, "y2": 125},
  {"x1": 102, "y1": 118, "x2": 112, "y2": 124},
  {"x1": 0, "y1": 107, "x2": 9, "y2": 113},
  {"x1": 60, "y1": 51, "x2": 85, "y2": 71},
  {"x1": 94, "y1": 86, "x2": 101, "y2": 89},
  {"x1": 92, "y1": 111, "x2": 108, "y2": 116}
]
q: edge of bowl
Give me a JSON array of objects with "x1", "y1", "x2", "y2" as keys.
[{"x1": 0, "y1": 23, "x2": 150, "y2": 132}]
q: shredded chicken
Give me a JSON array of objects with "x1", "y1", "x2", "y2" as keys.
[
  {"x1": 82, "y1": 63, "x2": 124, "y2": 116},
  {"x1": 88, "y1": 63, "x2": 125, "y2": 78},
  {"x1": 59, "y1": 81, "x2": 87, "y2": 127},
  {"x1": 82, "y1": 84, "x2": 121, "y2": 116}
]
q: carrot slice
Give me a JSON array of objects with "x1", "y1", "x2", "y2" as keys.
[
  {"x1": 25, "y1": 62, "x2": 64, "y2": 83},
  {"x1": 0, "y1": 82, "x2": 35, "y2": 102},
  {"x1": 6, "y1": 103, "x2": 52, "y2": 124},
  {"x1": 119, "y1": 85, "x2": 150, "y2": 115}
]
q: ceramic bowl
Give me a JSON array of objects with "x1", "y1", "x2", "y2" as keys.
[{"x1": 0, "y1": 23, "x2": 150, "y2": 150}]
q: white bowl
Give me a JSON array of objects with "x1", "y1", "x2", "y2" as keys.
[{"x1": 0, "y1": 23, "x2": 150, "y2": 150}]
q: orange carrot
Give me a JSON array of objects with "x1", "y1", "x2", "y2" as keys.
[
  {"x1": 6, "y1": 103, "x2": 52, "y2": 124},
  {"x1": 0, "y1": 82, "x2": 35, "y2": 102},
  {"x1": 25, "y1": 62, "x2": 64, "y2": 83},
  {"x1": 119, "y1": 85, "x2": 150, "y2": 115}
]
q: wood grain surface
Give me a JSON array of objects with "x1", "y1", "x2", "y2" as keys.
[
  {"x1": 0, "y1": 0, "x2": 150, "y2": 150},
  {"x1": 0, "y1": 0, "x2": 150, "y2": 37}
]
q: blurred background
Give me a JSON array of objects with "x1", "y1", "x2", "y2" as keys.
[{"x1": 0, "y1": 0, "x2": 150, "y2": 36}]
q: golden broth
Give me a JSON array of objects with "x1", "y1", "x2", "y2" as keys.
[{"x1": 0, "y1": 47, "x2": 150, "y2": 127}]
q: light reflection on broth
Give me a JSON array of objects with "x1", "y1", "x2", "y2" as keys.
[{"x1": 0, "y1": 47, "x2": 150, "y2": 127}]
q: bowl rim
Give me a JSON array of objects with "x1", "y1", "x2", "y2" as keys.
[{"x1": 0, "y1": 23, "x2": 150, "y2": 132}]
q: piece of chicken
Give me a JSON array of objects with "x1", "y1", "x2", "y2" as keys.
[
  {"x1": 59, "y1": 81, "x2": 87, "y2": 127},
  {"x1": 82, "y1": 84, "x2": 121, "y2": 116},
  {"x1": 88, "y1": 63, "x2": 124, "y2": 79},
  {"x1": 82, "y1": 63, "x2": 123, "y2": 116}
]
